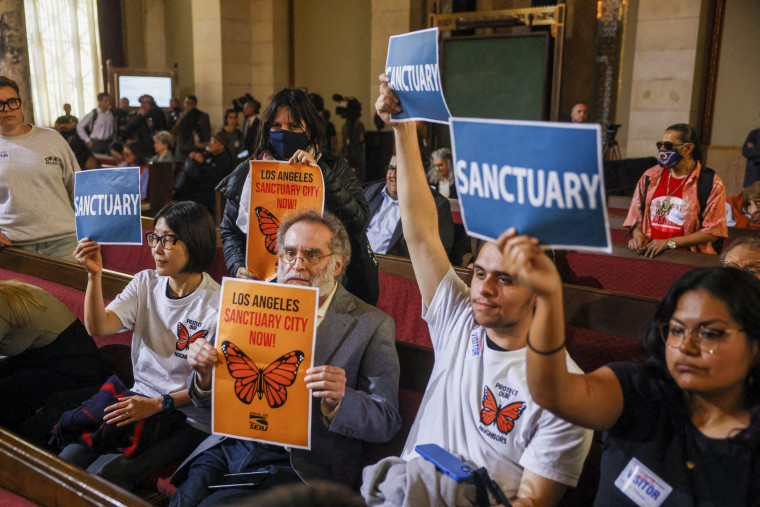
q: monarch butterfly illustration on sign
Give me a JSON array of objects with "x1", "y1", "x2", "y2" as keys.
[
  {"x1": 176, "y1": 322, "x2": 208, "y2": 351},
  {"x1": 221, "y1": 340, "x2": 305, "y2": 408},
  {"x1": 254, "y1": 206, "x2": 281, "y2": 255},
  {"x1": 480, "y1": 386, "x2": 525, "y2": 435}
]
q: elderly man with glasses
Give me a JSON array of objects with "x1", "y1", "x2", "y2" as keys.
[
  {"x1": 0, "y1": 75, "x2": 79, "y2": 261},
  {"x1": 721, "y1": 237, "x2": 760, "y2": 280},
  {"x1": 169, "y1": 209, "x2": 401, "y2": 506},
  {"x1": 364, "y1": 154, "x2": 454, "y2": 259}
]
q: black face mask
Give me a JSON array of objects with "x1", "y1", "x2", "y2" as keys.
[{"x1": 269, "y1": 129, "x2": 310, "y2": 159}]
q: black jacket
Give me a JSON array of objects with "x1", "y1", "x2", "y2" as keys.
[
  {"x1": 174, "y1": 149, "x2": 234, "y2": 213},
  {"x1": 364, "y1": 182, "x2": 455, "y2": 258},
  {"x1": 217, "y1": 152, "x2": 378, "y2": 305}
]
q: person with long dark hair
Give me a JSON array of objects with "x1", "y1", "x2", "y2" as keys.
[
  {"x1": 501, "y1": 229, "x2": 760, "y2": 505},
  {"x1": 624, "y1": 123, "x2": 727, "y2": 257},
  {"x1": 217, "y1": 88, "x2": 378, "y2": 304},
  {"x1": 57, "y1": 201, "x2": 220, "y2": 490}
]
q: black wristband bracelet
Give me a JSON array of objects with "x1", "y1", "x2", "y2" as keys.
[{"x1": 526, "y1": 335, "x2": 566, "y2": 356}]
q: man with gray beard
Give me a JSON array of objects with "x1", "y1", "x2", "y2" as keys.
[{"x1": 169, "y1": 210, "x2": 401, "y2": 506}]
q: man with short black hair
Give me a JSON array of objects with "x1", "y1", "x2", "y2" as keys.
[
  {"x1": 241, "y1": 98, "x2": 261, "y2": 156},
  {"x1": 169, "y1": 210, "x2": 401, "y2": 506},
  {"x1": 76, "y1": 92, "x2": 114, "y2": 153},
  {"x1": 364, "y1": 77, "x2": 591, "y2": 506},
  {"x1": 54, "y1": 103, "x2": 78, "y2": 139},
  {"x1": 173, "y1": 95, "x2": 211, "y2": 164},
  {"x1": 123, "y1": 94, "x2": 167, "y2": 156}
]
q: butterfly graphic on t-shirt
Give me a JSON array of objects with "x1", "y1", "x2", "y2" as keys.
[
  {"x1": 254, "y1": 206, "x2": 281, "y2": 255},
  {"x1": 221, "y1": 340, "x2": 304, "y2": 408},
  {"x1": 176, "y1": 323, "x2": 208, "y2": 351},
  {"x1": 480, "y1": 386, "x2": 526, "y2": 435}
]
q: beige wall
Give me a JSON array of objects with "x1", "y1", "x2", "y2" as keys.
[
  {"x1": 711, "y1": 0, "x2": 760, "y2": 147},
  {"x1": 165, "y1": 0, "x2": 195, "y2": 99},
  {"x1": 624, "y1": 0, "x2": 710, "y2": 158},
  {"x1": 293, "y1": 0, "x2": 371, "y2": 128}
]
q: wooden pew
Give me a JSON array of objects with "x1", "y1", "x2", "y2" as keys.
[
  {"x1": 0, "y1": 427, "x2": 149, "y2": 507},
  {"x1": 376, "y1": 253, "x2": 658, "y2": 342},
  {"x1": 0, "y1": 247, "x2": 131, "y2": 300}
]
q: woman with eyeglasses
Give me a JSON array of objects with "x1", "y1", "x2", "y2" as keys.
[
  {"x1": 58, "y1": 201, "x2": 220, "y2": 490},
  {"x1": 498, "y1": 228, "x2": 760, "y2": 505},
  {"x1": 623, "y1": 123, "x2": 727, "y2": 258},
  {"x1": 0, "y1": 75, "x2": 80, "y2": 261},
  {"x1": 217, "y1": 88, "x2": 378, "y2": 304}
]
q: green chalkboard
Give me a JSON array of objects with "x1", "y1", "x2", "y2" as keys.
[{"x1": 442, "y1": 33, "x2": 549, "y2": 121}]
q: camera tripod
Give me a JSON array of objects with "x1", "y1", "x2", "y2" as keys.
[{"x1": 604, "y1": 139, "x2": 621, "y2": 161}]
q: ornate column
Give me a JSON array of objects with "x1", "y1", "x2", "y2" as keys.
[{"x1": 0, "y1": 0, "x2": 34, "y2": 122}]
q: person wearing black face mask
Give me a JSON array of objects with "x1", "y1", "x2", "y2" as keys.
[
  {"x1": 216, "y1": 88, "x2": 379, "y2": 305},
  {"x1": 623, "y1": 123, "x2": 728, "y2": 258}
]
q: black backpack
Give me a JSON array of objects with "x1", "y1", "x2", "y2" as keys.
[{"x1": 638, "y1": 166, "x2": 724, "y2": 252}]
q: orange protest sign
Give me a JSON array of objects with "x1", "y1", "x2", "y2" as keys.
[
  {"x1": 212, "y1": 278, "x2": 318, "y2": 449},
  {"x1": 246, "y1": 161, "x2": 325, "y2": 280}
]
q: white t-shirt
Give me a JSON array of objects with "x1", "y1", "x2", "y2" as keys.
[
  {"x1": 0, "y1": 125, "x2": 79, "y2": 244},
  {"x1": 401, "y1": 267, "x2": 592, "y2": 497},
  {"x1": 107, "y1": 270, "x2": 221, "y2": 432}
]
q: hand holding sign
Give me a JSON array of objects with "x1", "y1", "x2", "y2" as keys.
[
  {"x1": 73, "y1": 238, "x2": 103, "y2": 276},
  {"x1": 496, "y1": 228, "x2": 561, "y2": 299},
  {"x1": 188, "y1": 338, "x2": 218, "y2": 391},
  {"x1": 375, "y1": 75, "x2": 403, "y2": 126},
  {"x1": 304, "y1": 365, "x2": 346, "y2": 412}
]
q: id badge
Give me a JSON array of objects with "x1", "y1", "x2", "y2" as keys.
[
  {"x1": 614, "y1": 457, "x2": 672, "y2": 507},
  {"x1": 667, "y1": 208, "x2": 685, "y2": 226}
]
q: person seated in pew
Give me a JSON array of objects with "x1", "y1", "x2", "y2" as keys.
[
  {"x1": 364, "y1": 155, "x2": 454, "y2": 258},
  {"x1": 168, "y1": 210, "x2": 401, "y2": 506},
  {"x1": 0, "y1": 280, "x2": 107, "y2": 434},
  {"x1": 726, "y1": 181, "x2": 760, "y2": 228},
  {"x1": 150, "y1": 130, "x2": 174, "y2": 164},
  {"x1": 624, "y1": 123, "x2": 727, "y2": 258},
  {"x1": 56, "y1": 201, "x2": 220, "y2": 490},
  {"x1": 506, "y1": 230, "x2": 760, "y2": 505},
  {"x1": 217, "y1": 88, "x2": 378, "y2": 305},
  {"x1": 124, "y1": 141, "x2": 149, "y2": 202},
  {"x1": 721, "y1": 236, "x2": 760, "y2": 280},
  {"x1": 108, "y1": 141, "x2": 127, "y2": 166},
  {"x1": 364, "y1": 76, "x2": 592, "y2": 506},
  {"x1": 427, "y1": 147, "x2": 457, "y2": 199},
  {"x1": 173, "y1": 132, "x2": 234, "y2": 215}
]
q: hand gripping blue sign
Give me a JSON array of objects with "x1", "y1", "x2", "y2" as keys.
[
  {"x1": 74, "y1": 167, "x2": 143, "y2": 244},
  {"x1": 450, "y1": 118, "x2": 611, "y2": 252},
  {"x1": 385, "y1": 27, "x2": 451, "y2": 124}
]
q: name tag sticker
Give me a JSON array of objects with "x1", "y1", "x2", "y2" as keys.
[
  {"x1": 667, "y1": 208, "x2": 685, "y2": 225},
  {"x1": 614, "y1": 457, "x2": 672, "y2": 507}
]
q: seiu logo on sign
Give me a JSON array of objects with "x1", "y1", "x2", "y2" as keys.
[{"x1": 0, "y1": 151, "x2": 8, "y2": 160}]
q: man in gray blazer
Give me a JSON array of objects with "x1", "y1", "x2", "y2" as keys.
[{"x1": 169, "y1": 210, "x2": 401, "y2": 506}]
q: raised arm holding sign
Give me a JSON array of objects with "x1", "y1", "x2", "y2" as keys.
[{"x1": 363, "y1": 76, "x2": 591, "y2": 507}]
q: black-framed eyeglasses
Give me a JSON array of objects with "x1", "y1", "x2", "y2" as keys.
[
  {"x1": 720, "y1": 260, "x2": 760, "y2": 276},
  {"x1": 386, "y1": 165, "x2": 397, "y2": 173},
  {"x1": 656, "y1": 141, "x2": 688, "y2": 151},
  {"x1": 145, "y1": 231, "x2": 180, "y2": 250},
  {"x1": 656, "y1": 322, "x2": 743, "y2": 354},
  {"x1": 0, "y1": 98, "x2": 21, "y2": 112},
  {"x1": 279, "y1": 248, "x2": 334, "y2": 266}
]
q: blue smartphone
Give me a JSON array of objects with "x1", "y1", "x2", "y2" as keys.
[{"x1": 415, "y1": 444, "x2": 474, "y2": 483}]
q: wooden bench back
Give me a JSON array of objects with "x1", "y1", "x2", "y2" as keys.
[{"x1": 0, "y1": 427, "x2": 149, "y2": 506}]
